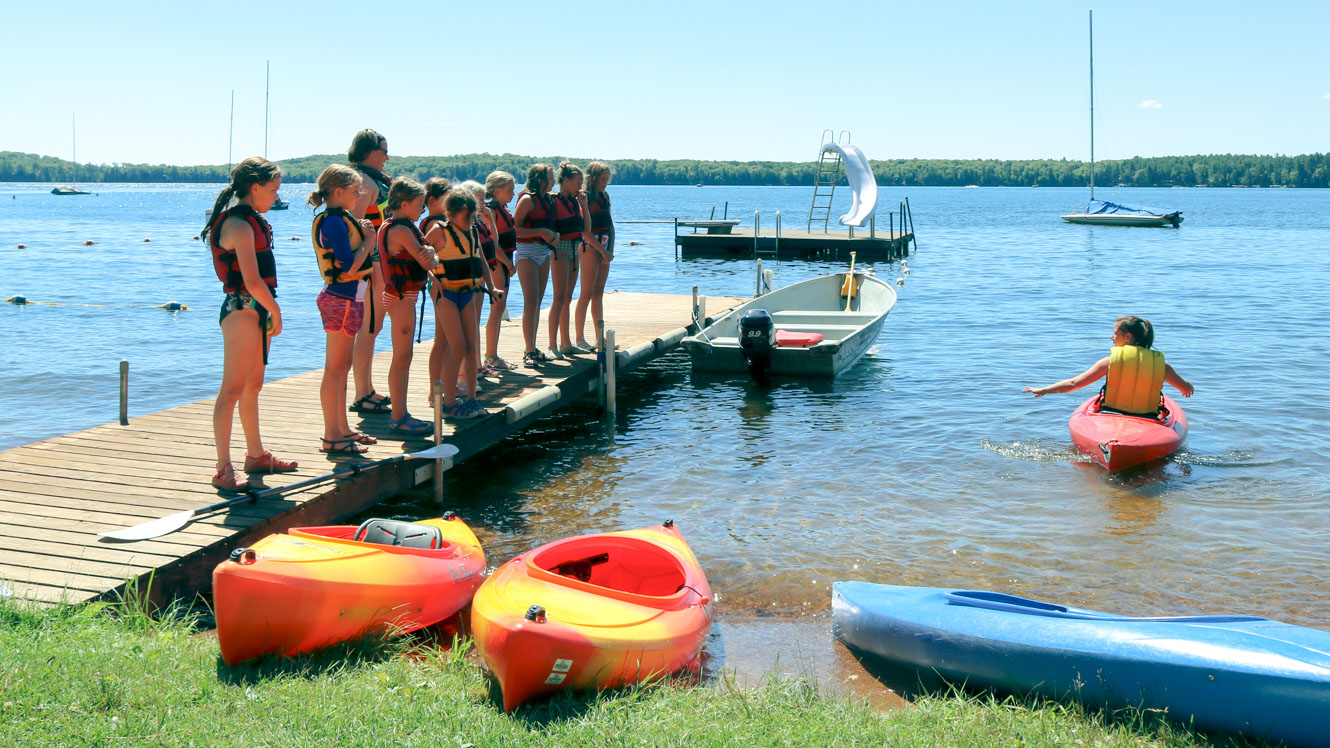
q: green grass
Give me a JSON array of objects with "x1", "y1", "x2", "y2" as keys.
[{"x1": 0, "y1": 596, "x2": 1255, "y2": 747}]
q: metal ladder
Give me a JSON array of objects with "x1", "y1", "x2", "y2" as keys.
[{"x1": 808, "y1": 129, "x2": 850, "y2": 232}]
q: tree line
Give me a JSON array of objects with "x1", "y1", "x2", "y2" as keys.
[{"x1": 3, "y1": 150, "x2": 1326, "y2": 188}]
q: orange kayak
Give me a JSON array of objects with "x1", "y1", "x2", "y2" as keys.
[
  {"x1": 1069, "y1": 395, "x2": 1188, "y2": 472},
  {"x1": 213, "y1": 515, "x2": 485, "y2": 666},
  {"x1": 471, "y1": 521, "x2": 713, "y2": 710}
]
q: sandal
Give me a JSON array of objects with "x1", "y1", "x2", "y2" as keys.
[
  {"x1": 349, "y1": 392, "x2": 392, "y2": 414},
  {"x1": 343, "y1": 431, "x2": 378, "y2": 445},
  {"x1": 485, "y1": 355, "x2": 518, "y2": 371},
  {"x1": 445, "y1": 399, "x2": 483, "y2": 421},
  {"x1": 211, "y1": 463, "x2": 250, "y2": 492},
  {"x1": 388, "y1": 414, "x2": 434, "y2": 436},
  {"x1": 479, "y1": 364, "x2": 500, "y2": 378},
  {"x1": 244, "y1": 450, "x2": 298, "y2": 473},
  {"x1": 523, "y1": 351, "x2": 541, "y2": 368},
  {"x1": 320, "y1": 438, "x2": 368, "y2": 455}
]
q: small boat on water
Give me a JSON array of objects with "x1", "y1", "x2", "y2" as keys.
[
  {"x1": 52, "y1": 113, "x2": 91, "y2": 196},
  {"x1": 681, "y1": 271, "x2": 896, "y2": 380},
  {"x1": 213, "y1": 515, "x2": 485, "y2": 665},
  {"x1": 833, "y1": 582, "x2": 1330, "y2": 747},
  {"x1": 1069, "y1": 394, "x2": 1187, "y2": 471},
  {"x1": 51, "y1": 185, "x2": 90, "y2": 196},
  {"x1": 470, "y1": 521, "x2": 713, "y2": 711},
  {"x1": 269, "y1": 197, "x2": 289, "y2": 210}
]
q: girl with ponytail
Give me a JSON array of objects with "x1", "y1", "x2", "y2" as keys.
[{"x1": 203, "y1": 157, "x2": 297, "y2": 491}]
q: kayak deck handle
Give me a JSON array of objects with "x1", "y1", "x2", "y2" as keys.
[{"x1": 944, "y1": 591, "x2": 1267, "y2": 624}]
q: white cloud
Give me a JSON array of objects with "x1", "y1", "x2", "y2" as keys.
[
  {"x1": 1139, "y1": 100, "x2": 1163, "y2": 109},
  {"x1": 1323, "y1": 93, "x2": 1330, "y2": 100}
]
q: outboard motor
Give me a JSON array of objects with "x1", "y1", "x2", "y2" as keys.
[{"x1": 739, "y1": 309, "x2": 774, "y2": 384}]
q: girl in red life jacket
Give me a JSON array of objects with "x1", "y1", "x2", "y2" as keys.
[
  {"x1": 378, "y1": 178, "x2": 437, "y2": 436},
  {"x1": 200, "y1": 157, "x2": 296, "y2": 491},
  {"x1": 575, "y1": 161, "x2": 615, "y2": 351},
  {"x1": 459, "y1": 179, "x2": 503, "y2": 384},
  {"x1": 1023, "y1": 316, "x2": 1195, "y2": 406},
  {"x1": 424, "y1": 189, "x2": 500, "y2": 419},
  {"x1": 309, "y1": 165, "x2": 377, "y2": 455},
  {"x1": 547, "y1": 161, "x2": 590, "y2": 359},
  {"x1": 347, "y1": 128, "x2": 393, "y2": 416},
  {"x1": 482, "y1": 171, "x2": 519, "y2": 371},
  {"x1": 422, "y1": 178, "x2": 457, "y2": 393},
  {"x1": 511, "y1": 163, "x2": 558, "y2": 367}
]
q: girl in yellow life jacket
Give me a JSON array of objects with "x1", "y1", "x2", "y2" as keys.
[
  {"x1": 309, "y1": 165, "x2": 377, "y2": 455},
  {"x1": 425, "y1": 188, "x2": 503, "y2": 420},
  {"x1": 1024, "y1": 316, "x2": 1194, "y2": 416}
]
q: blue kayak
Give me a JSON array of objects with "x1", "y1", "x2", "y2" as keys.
[{"x1": 833, "y1": 582, "x2": 1330, "y2": 746}]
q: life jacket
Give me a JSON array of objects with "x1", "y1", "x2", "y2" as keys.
[
  {"x1": 209, "y1": 204, "x2": 276, "y2": 294},
  {"x1": 419, "y1": 213, "x2": 446, "y2": 236},
  {"x1": 1103, "y1": 345, "x2": 1166, "y2": 416},
  {"x1": 518, "y1": 191, "x2": 556, "y2": 245},
  {"x1": 587, "y1": 190, "x2": 612, "y2": 233},
  {"x1": 475, "y1": 215, "x2": 496, "y2": 262},
  {"x1": 377, "y1": 218, "x2": 430, "y2": 298},
  {"x1": 354, "y1": 164, "x2": 392, "y2": 229},
  {"x1": 553, "y1": 193, "x2": 583, "y2": 241},
  {"x1": 431, "y1": 223, "x2": 486, "y2": 292},
  {"x1": 311, "y1": 207, "x2": 371, "y2": 285},
  {"x1": 489, "y1": 199, "x2": 517, "y2": 251}
]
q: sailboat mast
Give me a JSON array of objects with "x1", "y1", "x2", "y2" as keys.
[
  {"x1": 264, "y1": 61, "x2": 270, "y2": 159},
  {"x1": 1089, "y1": 10, "x2": 1095, "y2": 201},
  {"x1": 227, "y1": 90, "x2": 234, "y2": 170},
  {"x1": 71, "y1": 113, "x2": 76, "y2": 165}
]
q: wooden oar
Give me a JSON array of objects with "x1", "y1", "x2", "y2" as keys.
[
  {"x1": 98, "y1": 443, "x2": 460, "y2": 542},
  {"x1": 841, "y1": 251, "x2": 858, "y2": 312}
]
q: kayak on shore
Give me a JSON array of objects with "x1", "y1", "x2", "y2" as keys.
[
  {"x1": 1068, "y1": 394, "x2": 1187, "y2": 471},
  {"x1": 471, "y1": 521, "x2": 713, "y2": 711}
]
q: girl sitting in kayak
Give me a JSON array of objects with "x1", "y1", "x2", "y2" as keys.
[{"x1": 1023, "y1": 316, "x2": 1194, "y2": 416}]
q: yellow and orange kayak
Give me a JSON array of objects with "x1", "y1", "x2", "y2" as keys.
[
  {"x1": 471, "y1": 521, "x2": 713, "y2": 711},
  {"x1": 213, "y1": 515, "x2": 485, "y2": 666}
]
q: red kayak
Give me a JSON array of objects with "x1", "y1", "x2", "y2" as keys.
[{"x1": 1068, "y1": 395, "x2": 1187, "y2": 472}]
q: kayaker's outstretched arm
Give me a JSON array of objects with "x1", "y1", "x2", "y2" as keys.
[
  {"x1": 1164, "y1": 363, "x2": 1195, "y2": 397},
  {"x1": 1023, "y1": 357, "x2": 1109, "y2": 397}
]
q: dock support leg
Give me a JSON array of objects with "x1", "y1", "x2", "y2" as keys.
[
  {"x1": 432, "y1": 380, "x2": 443, "y2": 506},
  {"x1": 604, "y1": 329, "x2": 617, "y2": 418},
  {"x1": 119, "y1": 359, "x2": 128, "y2": 426}
]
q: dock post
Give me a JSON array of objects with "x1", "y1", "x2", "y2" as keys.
[
  {"x1": 697, "y1": 297, "x2": 707, "y2": 329},
  {"x1": 597, "y1": 320, "x2": 607, "y2": 407},
  {"x1": 753, "y1": 210, "x2": 761, "y2": 259},
  {"x1": 723, "y1": 201, "x2": 728, "y2": 219},
  {"x1": 673, "y1": 218, "x2": 678, "y2": 260},
  {"x1": 119, "y1": 359, "x2": 128, "y2": 426},
  {"x1": 604, "y1": 329, "x2": 617, "y2": 418},
  {"x1": 775, "y1": 211, "x2": 781, "y2": 259},
  {"x1": 432, "y1": 380, "x2": 444, "y2": 505},
  {"x1": 870, "y1": 214, "x2": 876, "y2": 239},
  {"x1": 755, "y1": 259, "x2": 764, "y2": 297}
]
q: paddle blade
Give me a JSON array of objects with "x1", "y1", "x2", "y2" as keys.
[
  {"x1": 405, "y1": 443, "x2": 459, "y2": 461},
  {"x1": 98, "y1": 510, "x2": 195, "y2": 542}
]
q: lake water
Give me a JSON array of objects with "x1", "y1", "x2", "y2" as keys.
[{"x1": 2, "y1": 182, "x2": 1328, "y2": 630}]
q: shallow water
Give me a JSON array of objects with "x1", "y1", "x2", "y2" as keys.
[{"x1": 3, "y1": 182, "x2": 1328, "y2": 627}]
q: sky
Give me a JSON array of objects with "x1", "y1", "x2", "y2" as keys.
[{"x1": 2, "y1": 0, "x2": 1327, "y2": 166}]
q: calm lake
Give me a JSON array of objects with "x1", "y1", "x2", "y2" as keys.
[{"x1": 2, "y1": 182, "x2": 1328, "y2": 629}]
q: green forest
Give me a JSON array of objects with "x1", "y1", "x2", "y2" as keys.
[{"x1": 2, "y1": 150, "x2": 1326, "y2": 188}]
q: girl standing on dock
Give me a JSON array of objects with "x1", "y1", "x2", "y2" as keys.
[
  {"x1": 347, "y1": 129, "x2": 394, "y2": 416},
  {"x1": 512, "y1": 163, "x2": 558, "y2": 367},
  {"x1": 202, "y1": 157, "x2": 297, "y2": 491},
  {"x1": 378, "y1": 178, "x2": 436, "y2": 436},
  {"x1": 425, "y1": 189, "x2": 497, "y2": 419},
  {"x1": 483, "y1": 171, "x2": 519, "y2": 371},
  {"x1": 548, "y1": 161, "x2": 589, "y2": 357},
  {"x1": 420, "y1": 177, "x2": 453, "y2": 394},
  {"x1": 460, "y1": 180, "x2": 503, "y2": 382},
  {"x1": 309, "y1": 165, "x2": 377, "y2": 454},
  {"x1": 574, "y1": 161, "x2": 614, "y2": 351}
]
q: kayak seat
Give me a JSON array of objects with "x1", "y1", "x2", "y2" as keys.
[
  {"x1": 534, "y1": 537, "x2": 686, "y2": 596},
  {"x1": 354, "y1": 518, "x2": 444, "y2": 550}
]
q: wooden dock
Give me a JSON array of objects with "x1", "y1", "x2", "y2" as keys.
[
  {"x1": 676, "y1": 227, "x2": 912, "y2": 260},
  {"x1": 0, "y1": 291, "x2": 742, "y2": 608}
]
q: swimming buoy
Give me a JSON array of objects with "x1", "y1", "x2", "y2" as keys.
[
  {"x1": 84, "y1": 240, "x2": 95, "y2": 246},
  {"x1": 157, "y1": 302, "x2": 188, "y2": 311},
  {"x1": 7, "y1": 296, "x2": 29, "y2": 305},
  {"x1": 16, "y1": 244, "x2": 25, "y2": 249}
]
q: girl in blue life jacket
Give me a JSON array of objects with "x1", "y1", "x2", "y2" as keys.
[{"x1": 1024, "y1": 316, "x2": 1194, "y2": 415}]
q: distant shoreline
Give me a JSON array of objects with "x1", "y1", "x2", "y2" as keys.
[{"x1": 3, "y1": 150, "x2": 1326, "y2": 189}]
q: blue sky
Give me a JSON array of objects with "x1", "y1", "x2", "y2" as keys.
[{"x1": 3, "y1": 0, "x2": 1326, "y2": 166}]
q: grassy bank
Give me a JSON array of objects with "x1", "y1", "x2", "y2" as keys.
[{"x1": 0, "y1": 598, "x2": 1236, "y2": 747}]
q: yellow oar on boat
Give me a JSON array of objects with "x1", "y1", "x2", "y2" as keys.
[{"x1": 841, "y1": 252, "x2": 857, "y2": 311}]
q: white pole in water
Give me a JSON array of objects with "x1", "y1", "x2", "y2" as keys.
[
  {"x1": 227, "y1": 90, "x2": 234, "y2": 170},
  {"x1": 597, "y1": 320, "x2": 607, "y2": 408},
  {"x1": 604, "y1": 329, "x2": 617, "y2": 418},
  {"x1": 755, "y1": 259, "x2": 764, "y2": 297},
  {"x1": 432, "y1": 380, "x2": 444, "y2": 505},
  {"x1": 119, "y1": 359, "x2": 128, "y2": 426},
  {"x1": 1089, "y1": 10, "x2": 1095, "y2": 201},
  {"x1": 264, "y1": 61, "x2": 270, "y2": 159}
]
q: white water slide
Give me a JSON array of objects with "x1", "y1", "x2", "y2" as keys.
[{"x1": 821, "y1": 143, "x2": 878, "y2": 227}]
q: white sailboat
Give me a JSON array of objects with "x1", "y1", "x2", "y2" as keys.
[
  {"x1": 51, "y1": 114, "x2": 91, "y2": 196},
  {"x1": 1061, "y1": 11, "x2": 1181, "y2": 228}
]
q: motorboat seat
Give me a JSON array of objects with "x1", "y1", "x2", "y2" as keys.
[{"x1": 353, "y1": 518, "x2": 444, "y2": 549}]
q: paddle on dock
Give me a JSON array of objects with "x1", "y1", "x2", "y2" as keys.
[{"x1": 98, "y1": 444, "x2": 459, "y2": 541}]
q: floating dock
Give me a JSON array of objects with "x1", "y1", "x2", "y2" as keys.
[
  {"x1": 0, "y1": 291, "x2": 742, "y2": 608},
  {"x1": 676, "y1": 227, "x2": 912, "y2": 260}
]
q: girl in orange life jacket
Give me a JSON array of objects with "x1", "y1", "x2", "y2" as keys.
[
  {"x1": 309, "y1": 165, "x2": 377, "y2": 455},
  {"x1": 512, "y1": 163, "x2": 558, "y2": 367},
  {"x1": 424, "y1": 188, "x2": 502, "y2": 419},
  {"x1": 547, "y1": 161, "x2": 590, "y2": 359},
  {"x1": 378, "y1": 177, "x2": 437, "y2": 436},
  {"x1": 347, "y1": 129, "x2": 393, "y2": 416},
  {"x1": 200, "y1": 157, "x2": 297, "y2": 491},
  {"x1": 1023, "y1": 316, "x2": 1195, "y2": 413},
  {"x1": 574, "y1": 161, "x2": 615, "y2": 351},
  {"x1": 482, "y1": 171, "x2": 519, "y2": 371}
]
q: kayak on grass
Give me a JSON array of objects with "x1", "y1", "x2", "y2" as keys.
[
  {"x1": 1069, "y1": 394, "x2": 1187, "y2": 472},
  {"x1": 833, "y1": 581, "x2": 1330, "y2": 747},
  {"x1": 213, "y1": 515, "x2": 485, "y2": 665},
  {"x1": 471, "y1": 521, "x2": 713, "y2": 711}
]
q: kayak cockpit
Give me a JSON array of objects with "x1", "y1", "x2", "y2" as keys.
[
  {"x1": 945, "y1": 590, "x2": 1266, "y2": 624},
  {"x1": 529, "y1": 535, "x2": 688, "y2": 600}
]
